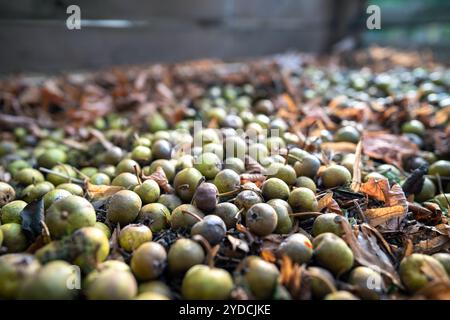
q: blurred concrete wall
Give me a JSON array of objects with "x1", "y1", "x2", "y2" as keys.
[{"x1": 0, "y1": 0, "x2": 363, "y2": 74}]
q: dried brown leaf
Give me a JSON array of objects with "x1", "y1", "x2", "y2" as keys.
[
  {"x1": 363, "y1": 131, "x2": 418, "y2": 168},
  {"x1": 244, "y1": 156, "x2": 265, "y2": 174},
  {"x1": 360, "y1": 177, "x2": 389, "y2": 202},
  {"x1": 365, "y1": 205, "x2": 406, "y2": 227},
  {"x1": 412, "y1": 280, "x2": 450, "y2": 300},
  {"x1": 280, "y1": 254, "x2": 294, "y2": 285},
  {"x1": 387, "y1": 183, "x2": 407, "y2": 209},
  {"x1": 86, "y1": 181, "x2": 124, "y2": 199},
  {"x1": 420, "y1": 259, "x2": 448, "y2": 281},
  {"x1": 317, "y1": 192, "x2": 342, "y2": 214},
  {"x1": 415, "y1": 235, "x2": 450, "y2": 254},
  {"x1": 261, "y1": 249, "x2": 277, "y2": 263},
  {"x1": 141, "y1": 166, "x2": 174, "y2": 193},
  {"x1": 226, "y1": 235, "x2": 249, "y2": 253},
  {"x1": 321, "y1": 142, "x2": 357, "y2": 153},
  {"x1": 338, "y1": 220, "x2": 401, "y2": 286},
  {"x1": 435, "y1": 105, "x2": 450, "y2": 126},
  {"x1": 240, "y1": 174, "x2": 266, "y2": 187},
  {"x1": 403, "y1": 237, "x2": 414, "y2": 258},
  {"x1": 410, "y1": 202, "x2": 443, "y2": 225}
]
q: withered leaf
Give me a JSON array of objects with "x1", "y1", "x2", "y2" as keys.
[
  {"x1": 363, "y1": 131, "x2": 418, "y2": 168},
  {"x1": 25, "y1": 235, "x2": 47, "y2": 254},
  {"x1": 20, "y1": 198, "x2": 44, "y2": 242},
  {"x1": 235, "y1": 223, "x2": 255, "y2": 244},
  {"x1": 413, "y1": 281, "x2": 450, "y2": 300},
  {"x1": 338, "y1": 220, "x2": 401, "y2": 286},
  {"x1": 141, "y1": 166, "x2": 174, "y2": 193},
  {"x1": 360, "y1": 179, "x2": 407, "y2": 228},
  {"x1": 244, "y1": 156, "x2": 265, "y2": 174},
  {"x1": 402, "y1": 237, "x2": 414, "y2": 258},
  {"x1": 415, "y1": 235, "x2": 450, "y2": 254},
  {"x1": 320, "y1": 142, "x2": 357, "y2": 153},
  {"x1": 240, "y1": 174, "x2": 266, "y2": 188},
  {"x1": 261, "y1": 249, "x2": 276, "y2": 263},
  {"x1": 419, "y1": 259, "x2": 448, "y2": 282},
  {"x1": 365, "y1": 205, "x2": 405, "y2": 227},
  {"x1": 236, "y1": 223, "x2": 248, "y2": 233},
  {"x1": 360, "y1": 177, "x2": 389, "y2": 202},
  {"x1": 279, "y1": 254, "x2": 303, "y2": 298},
  {"x1": 387, "y1": 183, "x2": 408, "y2": 209},
  {"x1": 435, "y1": 105, "x2": 450, "y2": 126},
  {"x1": 86, "y1": 181, "x2": 124, "y2": 199},
  {"x1": 401, "y1": 164, "x2": 428, "y2": 197},
  {"x1": 433, "y1": 223, "x2": 450, "y2": 237},
  {"x1": 317, "y1": 192, "x2": 342, "y2": 214},
  {"x1": 280, "y1": 255, "x2": 294, "y2": 285},
  {"x1": 410, "y1": 201, "x2": 443, "y2": 225},
  {"x1": 107, "y1": 225, "x2": 124, "y2": 260},
  {"x1": 317, "y1": 192, "x2": 333, "y2": 211},
  {"x1": 226, "y1": 235, "x2": 249, "y2": 253}
]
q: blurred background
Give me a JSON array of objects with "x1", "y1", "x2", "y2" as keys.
[{"x1": 0, "y1": 0, "x2": 449, "y2": 74}]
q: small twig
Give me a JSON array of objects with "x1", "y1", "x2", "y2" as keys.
[
  {"x1": 88, "y1": 128, "x2": 115, "y2": 150},
  {"x1": 134, "y1": 165, "x2": 142, "y2": 185},
  {"x1": 218, "y1": 188, "x2": 241, "y2": 198},
  {"x1": 192, "y1": 234, "x2": 218, "y2": 268},
  {"x1": 353, "y1": 199, "x2": 368, "y2": 223},
  {"x1": 234, "y1": 208, "x2": 244, "y2": 219},
  {"x1": 181, "y1": 210, "x2": 204, "y2": 222},
  {"x1": 39, "y1": 167, "x2": 84, "y2": 184}
]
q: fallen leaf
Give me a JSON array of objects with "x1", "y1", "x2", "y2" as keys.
[
  {"x1": 86, "y1": 182, "x2": 124, "y2": 199},
  {"x1": 359, "y1": 179, "x2": 407, "y2": 229},
  {"x1": 317, "y1": 192, "x2": 342, "y2": 214},
  {"x1": 296, "y1": 103, "x2": 336, "y2": 130},
  {"x1": 279, "y1": 254, "x2": 303, "y2": 298},
  {"x1": 415, "y1": 235, "x2": 450, "y2": 254},
  {"x1": 435, "y1": 105, "x2": 450, "y2": 126},
  {"x1": 387, "y1": 183, "x2": 408, "y2": 209},
  {"x1": 207, "y1": 117, "x2": 218, "y2": 128},
  {"x1": 401, "y1": 164, "x2": 428, "y2": 197},
  {"x1": 363, "y1": 131, "x2": 418, "y2": 168},
  {"x1": 433, "y1": 223, "x2": 450, "y2": 237},
  {"x1": 280, "y1": 93, "x2": 297, "y2": 113},
  {"x1": 412, "y1": 280, "x2": 450, "y2": 300},
  {"x1": 338, "y1": 220, "x2": 401, "y2": 286},
  {"x1": 402, "y1": 237, "x2": 414, "y2": 258},
  {"x1": 20, "y1": 199, "x2": 44, "y2": 242},
  {"x1": 419, "y1": 258, "x2": 448, "y2": 282},
  {"x1": 236, "y1": 223, "x2": 248, "y2": 233},
  {"x1": 321, "y1": 142, "x2": 357, "y2": 153},
  {"x1": 280, "y1": 255, "x2": 294, "y2": 285},
  {"x1": 226, "y1": 235, "x2": 249, "y2": 253},
  {"x1": 244, "y1": 156, "x2": 265, "y2": 174},
  {"x1": 365, "y1": 205, "x2": 406, "y2": 227},
  {"x1": 240, "y1": 174, "x2": 266, "y2": 187},
  {"x1": 410, "y1": 202, "x2": 443, "y2": 225},
  {"x1": 360, "y1": 177, "x2": 389, "y2": 202},
  {"x1": 107, "y1": 225, "x2": 124, "y2": 260},
  {"x1": 141, "y1": 166, "x2": 174, "y2": 193},
  {"x1": 25, "y1": 235, "x2": 47, "y2": 254},
  {"x1": 261, "y1": 249, "x2": 277, "y2": 263}
]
